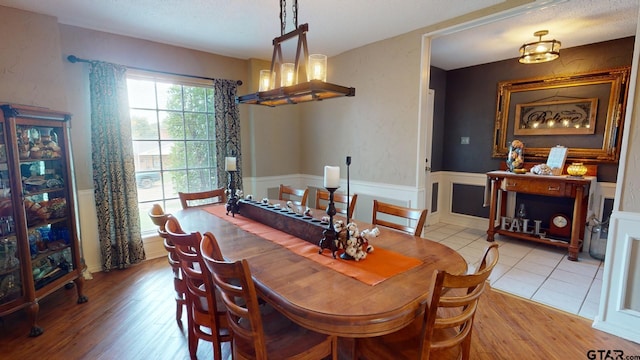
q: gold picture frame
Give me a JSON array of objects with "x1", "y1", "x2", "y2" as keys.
[{"x1": 492, "y1": 67, "x2": 630, "y2": 163}]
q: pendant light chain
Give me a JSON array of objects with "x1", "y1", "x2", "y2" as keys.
[
  {"x1": 279, "y1": 0, "x2": 298, "y2": 36},
  {"x1": 292, "y1": 0, "x2": 298, "y2": 29},
  {"x1": 280, "y1": 0, "x2": 286, "y2": 36}
]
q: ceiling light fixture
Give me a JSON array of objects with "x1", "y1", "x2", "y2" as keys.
[
  {"x1": 519, "y1": 30, "x2": 561, "y2": 64},
  {"x1": 236, "y1": 0, "x2": 355, "y2": 106}
]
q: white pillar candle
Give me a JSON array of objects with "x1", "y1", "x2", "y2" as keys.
[
  {"x1": 225, "y1": 157, "x2": 237, "y2": 171},
  {"x1": 323, "y1": 166, "x2": 340, "y2": 188}
]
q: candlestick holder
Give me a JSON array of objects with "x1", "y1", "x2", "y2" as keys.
[
  {"x1": 318, "y1": 187, "x2": 339, "y2": 258},
  {"x1": 342, "y1": 155, "x2": 354, "y2": 260},
  {"x1": 226, "y1": 171, "x2": 240, "y2": 217}
]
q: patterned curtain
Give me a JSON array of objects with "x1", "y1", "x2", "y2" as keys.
[
  {"x1": 89, "y1": 61, "x2": 146, "y2": 271},
  {"x1": 214, "y1": 79, "x2": 242, "y2": 191}
]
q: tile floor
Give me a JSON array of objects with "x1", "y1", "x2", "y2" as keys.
[{"x1": 423, "y1": 222, "x2": 604, "y2": 320}]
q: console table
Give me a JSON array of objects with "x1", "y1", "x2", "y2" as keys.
[{"x1": 486, "y1": 171, "x2": 593, "y2": 261}]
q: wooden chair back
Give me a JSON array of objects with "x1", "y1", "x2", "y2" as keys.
[
  {"x1": 278, "y1": 184, "x2": 309, "y2": 206},
  {"x1": 157, "y1": 218, "x2": 182, "y2": 282},
  {"x1": 315, "y1": 190, "x2": 357, "y2": 217},
  {"x1": 165, "y1": 220, "x2": 230, "y2": 360},
  {"x1": 148, "y1": 204, "x2": 171, "y2": 231},
  {"x1": 355, "y1": 243, "x2": 499, "y2": 360},
  {"x1": 372, "y1": 200, "x2": 428, "y2": 237},
  {"x1": 201, "y1": 255, "x2": 337, "y2": 360},
  {"x1": 179, "y1": 188, "x2": 226, "y2": 209},
  {"x1": 148, "y1": 206, "x2": 187, "y2": 326},
  {"x1": 422, "y1": 243, "x2": 499, "y2": 359}
]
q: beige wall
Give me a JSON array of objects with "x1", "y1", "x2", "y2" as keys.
[
  {"x1": 300, "y1": 30, "x2": 423, "y2": 186},
  {"x1": 621, "y1": 75, "x2": 640, "y2": 213},
  {"x1": 244, "y1": 59, "x2": 302, "y2": 178},
  {"x1": 0, "y1": 7, "x2": 67, "y2": 110}
]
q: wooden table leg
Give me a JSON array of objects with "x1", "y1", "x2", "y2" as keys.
[
  {"x1": 487, "y1": 177, "x2": 499, "y2": 242},
  {"x1": 568, "y1": 186, "x2": 585, "y2": 261}
]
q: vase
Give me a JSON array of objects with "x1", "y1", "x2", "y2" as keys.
[
  {"x1": 567, "y1": 162, "x2": 588, "y2": 177},
  {"x1": 506, "y1": 140, "x2": 525, "y2": 172}
]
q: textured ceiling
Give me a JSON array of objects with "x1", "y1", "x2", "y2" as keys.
[{"x1": 0, "y1": 0, "x2": 637, "y2": 70}]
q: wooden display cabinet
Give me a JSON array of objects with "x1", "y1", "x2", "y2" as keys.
[
  {"x1": 0, "y1": 104, "x2": 87, "y2": 337},
  {"x1": 486, "y1": 170, "x2": 593, "y2": 261}
]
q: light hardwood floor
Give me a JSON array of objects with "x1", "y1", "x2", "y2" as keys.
[{"x1": 1, "y1": 257, "x2": 638, "y2": 359}]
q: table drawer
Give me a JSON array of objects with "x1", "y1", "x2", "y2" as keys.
[{"x1": 503, "y1": 178, "x2": 566, "y2": 196}]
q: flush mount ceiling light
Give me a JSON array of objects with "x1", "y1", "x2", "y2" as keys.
[
  {"x1": 236, "y1": 0, "x2": 355, "y2": 107},
  {"x1": 519, "y1": 30, "x2": 561, "y2": 64}
]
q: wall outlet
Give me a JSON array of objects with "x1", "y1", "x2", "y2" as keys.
[{"x1": 461, "y1": 136, "x2": 470, "y2": 144}]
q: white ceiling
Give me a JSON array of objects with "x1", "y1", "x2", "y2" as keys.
[{"x1": 0, "y1": 0, "x2": 637, "y2": 70}]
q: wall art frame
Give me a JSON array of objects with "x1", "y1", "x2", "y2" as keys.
[
  {"x1": 514, "y1": 98, "x2": 598, "y2": 136},
  {"x1": 492, "y1": 66, "x2": 631, "y2": 163}
]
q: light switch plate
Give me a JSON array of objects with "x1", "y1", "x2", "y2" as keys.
[{"x1": 461, "y1": 136, "x2": 470, "y2": 144}]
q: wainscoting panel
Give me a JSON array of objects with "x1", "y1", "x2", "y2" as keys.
[
  {"x1": 437, "y1": 172, "x2": 488, "y2": 230},
  {"x1": 246, "y1": 175, "x2": 424, "y2": 227},
  {"x1": 77, "y1": 173, "x2": 615, "y2": 273},
  {"x1": 594, "y1": 211, "x2": 640, "y2": 343}
]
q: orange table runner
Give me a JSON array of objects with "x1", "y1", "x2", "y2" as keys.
[{"x1": 205, "y1": 205, "x2": 423, "y2": 286}]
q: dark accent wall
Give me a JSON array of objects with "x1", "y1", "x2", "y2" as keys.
[
  {"x1": 442, "y1": 37, "x2": 634, "y2": 183},
  {"x1": 451, "y1": 184, "x2": 490, "y2": 218}
]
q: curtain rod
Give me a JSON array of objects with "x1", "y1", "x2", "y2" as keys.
[{"x1": 67, "y1": 55, "x2": 242, "y2": 86}]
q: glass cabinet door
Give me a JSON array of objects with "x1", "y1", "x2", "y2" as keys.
[
  {"x1": 16, "y1": 125, "x2": 73, "y2": 290},
  {"x1": 0, "y1": 122, "x2": 21, "y2": 305}
]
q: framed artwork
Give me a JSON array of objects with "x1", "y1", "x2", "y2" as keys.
[
  {"x1": 514, "y1": 98, "x2": 598, "y2": 136},
  {"x1": 492, "y1": 66, "x2": 631, "y2": 163}
]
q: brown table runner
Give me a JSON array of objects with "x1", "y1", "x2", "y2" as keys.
[{"x1": 205, "y1": 205, "x2": 423, "y2": 286}]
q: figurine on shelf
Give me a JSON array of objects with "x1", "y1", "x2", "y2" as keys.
[{"x1": 2, "y1": 239, "x2": 19, "y2": 270}]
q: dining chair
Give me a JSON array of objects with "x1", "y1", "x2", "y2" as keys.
[
  {"x1": 315, "y1": 189, "x2": 357, "y2": 216},
  {"x1": 371, "y1": 199, "x2": 428, "y2": 237},
  {"x1": 165, "y1": 218, "x2": 231, "y2": 360},
  {"x1": 201, "y1": 247, "x2": 338, "y2": 360},
  {"x1": 278, "y1": 184, "x2": 309, "y2": 206},
  {"x1": 179, "y1": 188, "x2": 226, "y2": 209},
  {"x1": 355, "y1": 243, "x2": 499, "y2": 360},
  {"x1": 148, "y1": 205, "x2": 187, "y2": 328}
]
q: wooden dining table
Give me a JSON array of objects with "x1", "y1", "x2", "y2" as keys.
[{"x1": 175, "y1": 201, "x2": 467, "y2": 338}]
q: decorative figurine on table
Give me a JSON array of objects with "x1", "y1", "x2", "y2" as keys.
[
  {"x1": 507, "y1": 139, "x2": 525, "y2": 173},
  {"x1": 334, "y1": 221, "x2": 378, "y2": 261}
]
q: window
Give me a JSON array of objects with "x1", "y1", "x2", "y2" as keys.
[{"x1": 127, "y1": 73, "x2": 219, "y2": 234}]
